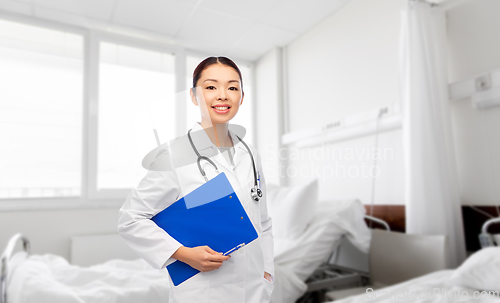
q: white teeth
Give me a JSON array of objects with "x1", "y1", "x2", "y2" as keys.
[{"x1": 214, "y1": 107, "x2": 229, "y2": 110}]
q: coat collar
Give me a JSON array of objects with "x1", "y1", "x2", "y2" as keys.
[{"x1": 189, "y1": 122, "x2": 248, "y2": 170}]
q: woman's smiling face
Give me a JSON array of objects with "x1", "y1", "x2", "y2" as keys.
[{"x1": 191, "y1": 63, "x2": 244, "y2": 125}]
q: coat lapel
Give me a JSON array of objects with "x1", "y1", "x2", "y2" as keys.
[
  {"x1": 228, "y1": 128, "x2": 248, "y2": 169},
  {"x1": 189, "y1": 122, "x2": 249, "y2": 173}
]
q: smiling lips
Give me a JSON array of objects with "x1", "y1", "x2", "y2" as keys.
[{"x1": 212, "y1": 104, "x2": 231, "y2": 114}]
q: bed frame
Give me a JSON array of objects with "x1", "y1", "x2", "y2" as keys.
[
  {"x1": 1, "y1": 233, "x2": 30, "y2": 303},
  {"x1": 296, "y1": 215, "x2": 389, "y2": 303},
  {"x1": 299, "y1": 216, "x2": 500, "y2": 303}
]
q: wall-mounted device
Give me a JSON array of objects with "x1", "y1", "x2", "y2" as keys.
[
  {"x1": 281, "y1": 103, "x2": 401, "y2": 148},
  {"x1": 449, "y1": 69, "x2": 500, "y2": 110}
]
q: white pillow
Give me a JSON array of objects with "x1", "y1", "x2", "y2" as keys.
[
  {"x1": 266, "y1": 179, "x2": 318, "y2": 240},
  {"x1": 450, "y1": 246, "x2": 500, "y2": 291}
]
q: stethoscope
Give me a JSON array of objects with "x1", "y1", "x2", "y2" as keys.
[{"x1": 187, "y1": 129, "x2": 263, "y2": 202}]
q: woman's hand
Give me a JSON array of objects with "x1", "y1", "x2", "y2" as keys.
[
  {"x1": 264, "y1": 271, "x2": 272, "y2": 282},
  {"x1": 172, "y1": 246, "x2": 230, "y2": 272}
]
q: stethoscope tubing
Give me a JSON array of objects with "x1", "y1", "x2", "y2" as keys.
[
  {"x1": 234, "y1": 134, "x2": 258, "y2": 189},
  {"x1": 187, "y1": 128, "x2": 261, "y2": 199}
]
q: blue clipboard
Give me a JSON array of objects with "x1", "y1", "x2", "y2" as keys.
[{"x1": 151, "y1": 172, "x2": 258, "y2": 286}]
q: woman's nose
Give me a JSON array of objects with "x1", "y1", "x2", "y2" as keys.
[{"x1": 217, "y1": 91, "x2": 227, "y2": 100}]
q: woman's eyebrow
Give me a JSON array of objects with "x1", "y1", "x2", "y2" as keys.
[{"x1": 203, "y1": 79, "x2": 240, "y2": 84}]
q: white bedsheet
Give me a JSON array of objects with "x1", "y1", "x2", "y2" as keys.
[
  {"x1": 7, "y1": 254, "x2": 170, "y2": 303},
  {"x1": 272, "y1": 199, "x2": 370, "y2": 303},
  {"x1": 329, "y1": 270, "x2": 500, "y2": 303},
  {"x1": 5, "y1": 200, "x2": 369, "y2": 303}
]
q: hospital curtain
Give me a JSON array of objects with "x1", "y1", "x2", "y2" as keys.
[{"x1": 399, "y1": 1, "x2": 466, "y2": 268}]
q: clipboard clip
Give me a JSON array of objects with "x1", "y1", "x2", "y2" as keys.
[{"x1": 223, "y1": 243, "x2": 245, "y2": 256}]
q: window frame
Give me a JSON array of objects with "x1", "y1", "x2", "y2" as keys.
[
  {"x1": 0, "y1": 11, "x2": 91, "y2": 211},
  {"x1": 0, "y1": 11, "x2": 255, "y2": 211},
  {"x1": 87, "y1": 31, "x2": 184, "y2": 201}
]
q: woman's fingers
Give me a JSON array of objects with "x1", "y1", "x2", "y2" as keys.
[
  {"x1": 203, "y1": 245, "x2": 230, "y2": 261},
  {"x1": 199, "y1": 261, "x2": 221, "y2": 272},
  {"x1": 197, "y1": 246, "x2": 229, "y2": 271},
  {"x1": 203, "y1": 245, "x2": 218, "y2": 254},
  {"x1": 207, "y1": 252, "x2": 230, "y2": 262},
  {"x1": 188, "y1": 246, "x2": 230, "y2": 272}
]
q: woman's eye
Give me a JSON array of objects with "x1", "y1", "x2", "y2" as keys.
[
  {"x1": 206, "y1": 86, "x2": 216, "y2": 90},
  {"x1": 229, "y1": 87, "x2": 239, "y2": 91}
]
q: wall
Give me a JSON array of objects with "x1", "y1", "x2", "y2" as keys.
[
  {"x1": 447, "y1": 0, "x2": 500, "y2": 206},
  {"x1": 257, "y1": 0, "x2": 405, "y2": 205},
  {"x1": 255, "y1": 0, "x2": 500, "y2": 207},
  {"x1": 286, "y1": 0, "x2": 402, "y2": 130},
  {"x1": 0, "y1": 208, "x2": 119, "y2": 261}
]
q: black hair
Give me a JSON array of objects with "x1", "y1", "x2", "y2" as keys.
[{"x1": 192, "y1": 56, "x2": 243, "y2": 92}]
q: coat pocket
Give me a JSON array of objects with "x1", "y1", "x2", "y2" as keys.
[{"x1": 261, "y1": 276, "x2": 274, "y2": 303}]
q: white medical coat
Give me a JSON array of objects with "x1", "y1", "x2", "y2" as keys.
[{"x1": 118, "y1": 122, "x2": 274, "y2": 303}]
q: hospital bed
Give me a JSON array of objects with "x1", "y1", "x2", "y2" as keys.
[
  {"x1": 296, "y1": 216, "x2": 389, "y2": 303},
  {"x1": 0, "y1": 233, "x2": 172, "y2": 303},
  {"x1": 0, "y1": 199, "x2": 373, "y2": 303},
  {"x1": 323, "y1": 217, "x2": 500, "y2": 303},
  {"x1": 270, "y1": 199, "x2": 372, "y2": 303}
]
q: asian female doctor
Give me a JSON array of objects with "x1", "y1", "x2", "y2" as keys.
[{"x1": 118, "y1": 56, "x2": 274, "y2": 303}]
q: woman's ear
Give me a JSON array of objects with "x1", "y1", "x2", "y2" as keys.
[
  {"x1": 240, "y1": 91, "x2": 244, "y2": 106},
  {"x1": 190, "y1": 88, "x2": 198, "y2": 106}
]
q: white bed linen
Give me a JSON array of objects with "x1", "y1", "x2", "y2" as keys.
[
  {"x1": 328, "y1": 270, "x2": 500, "y2": 303},
  {"x1": 450, "y1": 247, "x2": 500, "y2": 291},
  {"x1": 272, "y1": 199, "x2": 370, "y2": 303},
  {"x1": 5, "y1": 200, "x2": 368, "y2": 303},
  {"x1": 7, "y1": 254, "x2": 170, "y2": 303}
]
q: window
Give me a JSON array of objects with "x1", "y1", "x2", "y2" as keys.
[
  {"x1": 97, "y1": 42, "x2": 175, "y2": 190},
  {"x1": 185, "y1": 55, "x2": 204, "y2": 131},
  {"x1": 0, "y1": 19, "x2": 83, "y2": 199}
]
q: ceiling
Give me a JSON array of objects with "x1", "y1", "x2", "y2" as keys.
[{"x1": 0, "y1": 0, "x2": 351, "y2": 62}]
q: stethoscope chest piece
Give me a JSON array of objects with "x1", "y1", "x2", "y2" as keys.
[{"x1": 251, "y1": 187, "x2": 263, "y2": 202}]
